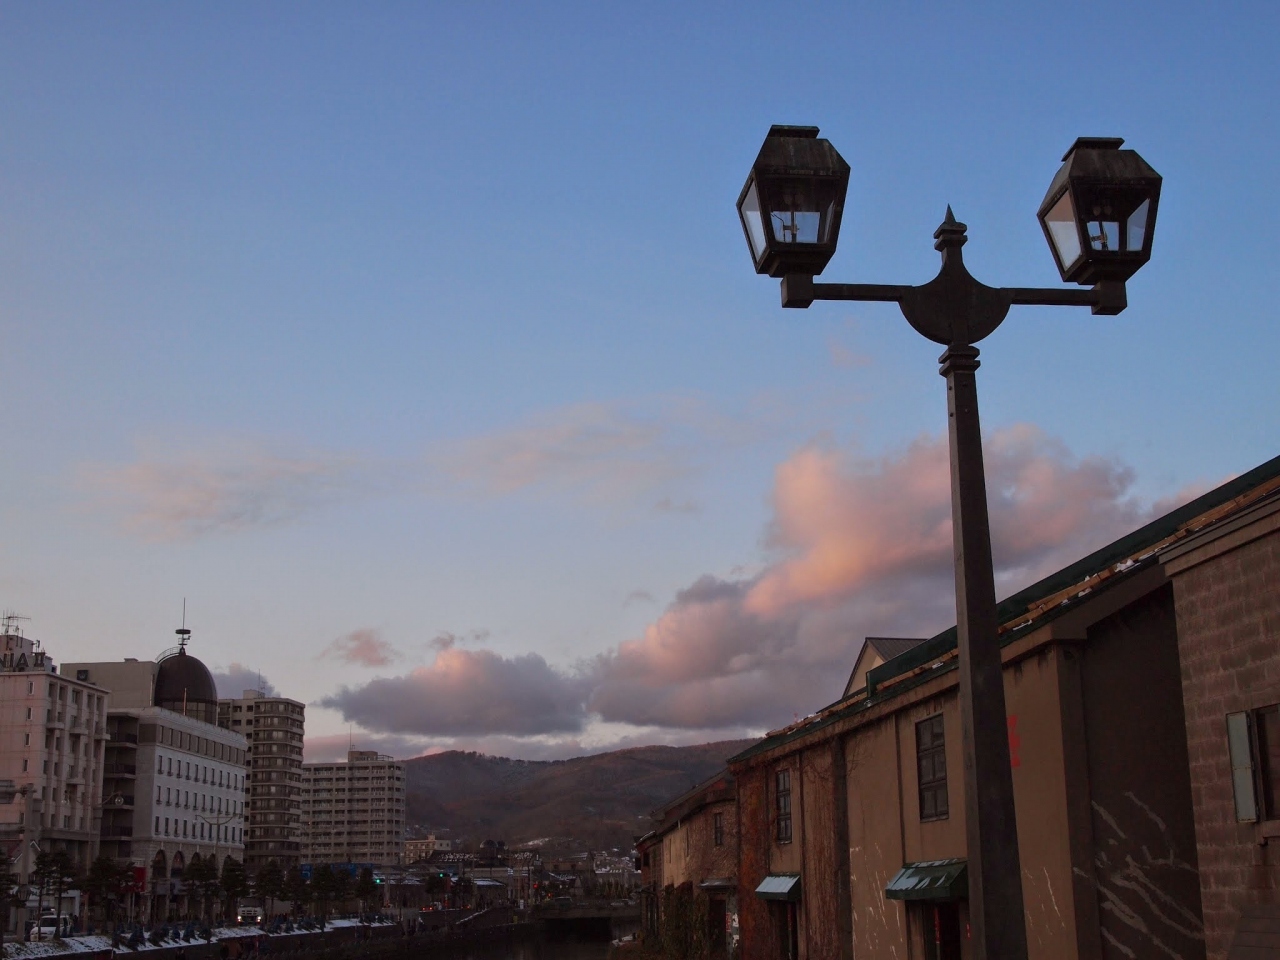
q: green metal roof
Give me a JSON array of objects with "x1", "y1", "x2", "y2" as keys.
[
  {"x1": 885, "y1": 859, "x2": 968, "y2": 901},
  {"x1": 755, "y1": 874, "x2": 802, "y2": 901},
  {"x1": 728, "y1": 452, "x2": 1280, "y2": 767}
]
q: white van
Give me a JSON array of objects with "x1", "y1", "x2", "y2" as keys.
[{"x1": 237, "y1": 905, "x2": 264, "y2": 924}]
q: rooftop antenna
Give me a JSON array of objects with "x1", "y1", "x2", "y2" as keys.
[
  {"x1": 175, "y1": 599, "x2": 191, "y2": 653},
  {"x1": 2, "y1": 610, "x2": 30, "y2": 639}
]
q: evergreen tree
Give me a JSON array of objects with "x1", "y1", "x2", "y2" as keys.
[
  {"x1": 184, "y1": 854, "x2": 220, "y2": 922},
  {"x1": 0, "y1": 855, "x2": 23, "y2": 951},
  {"x1": 354, "y1": 867, "x2": 378, "y2": 916},
  {"x1": 254, "y1": 859, "x2": 284, "y2": 920},
  {"x1": 220, "y1": 857, "x2": 250, "y2": 920},
  {"x1": 282, "y1": 865, "x2": 309, "y2": 917},
  {"x1": 31, "y1": 849, "x2": 76, "y2": 940},
  {"x1": 82, "y1": 855, "x2": 131, "y2": 926},
  {"x1": 309, "y1": 865, "x2": 337, "y2": 926}
]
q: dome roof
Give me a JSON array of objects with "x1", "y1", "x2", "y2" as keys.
[{"x1": 154, "y1": 647, "x2": 218, "y2": 710}]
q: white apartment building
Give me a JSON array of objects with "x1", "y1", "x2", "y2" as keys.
[
  {"x1": 0, "y1": 630, "x2": 108, "y2": 885},
  {"x1": 67, "y1": 643, "x2": 248, "y2": 923},
  {"x1": 217, "y1": 690, "x2": 306, "y2": 872},
  {"x1": 300, "y1": 751, "x2": 406, "y2": 866}
]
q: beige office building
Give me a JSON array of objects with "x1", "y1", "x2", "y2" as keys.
[
  {"x1": 300, "y1": 751, "x2": 405, "y2": 866},
  {"x1": 0, "y1": 630, "x2": 108, "y2": 885},
  {"x1": 217, "y1": 691, "x2": 305, "y2": 872}
]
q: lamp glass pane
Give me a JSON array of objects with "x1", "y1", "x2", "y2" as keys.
[
  {"x1": 767, "y1": 178, "x2": 835, "y2": 245},
  {"x1": 740, "y1": 180, "x2": 768, "y2": 264},
  {"x1": 1087, "y1": 217, "x2": 1120, "y2": 252},
  {"x1": 1044, "y1": 192, "x2": 1082, "y2": 269},
  {"x1": 1125, "y1": 199, "x2": 1150, "y2": 252}
]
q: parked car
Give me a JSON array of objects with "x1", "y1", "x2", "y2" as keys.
[{"x1": 27, "y1": 914, "x2": 68, "y2": 940}]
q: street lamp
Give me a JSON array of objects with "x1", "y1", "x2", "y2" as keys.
[{"x1": 737, "y1": 127, "x2": 1160, "y2": 960}]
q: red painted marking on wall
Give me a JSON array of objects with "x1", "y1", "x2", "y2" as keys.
[{"x1": 1008, "y1": 715, "x2": 1022, "y2": 768}]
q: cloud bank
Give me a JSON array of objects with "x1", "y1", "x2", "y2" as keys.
[
  {"x1": 212, "y1": 663, "x2": 279, "y2": 700},
  {"x1": 322, "y1": 425, "x2": 1188, "y2": 745},
  {"x1": 320, "y1": 646, "x2": 595, "y2": 736}
]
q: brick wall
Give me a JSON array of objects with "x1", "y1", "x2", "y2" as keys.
[{"x1": 1168, "y1": 522, "x2": 1280, "y2": 960}]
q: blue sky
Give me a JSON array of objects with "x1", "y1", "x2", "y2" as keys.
[{"x1": 2, "y1": 2, "x2": 1276, "y2": 759}]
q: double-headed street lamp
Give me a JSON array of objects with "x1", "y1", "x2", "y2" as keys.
[{"x1": 738, "y1": 127, "x2": 1161, "y2": 960}]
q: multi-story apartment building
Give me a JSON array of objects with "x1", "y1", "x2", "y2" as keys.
[
  {"x1": 0, "y1": 629, "x2": 108, "y2": 883},
  {"x1": 67, "y1": 642, "x2": 249, "y2": 923},
  {"x1": 300, "y1": 751, "x2": 406, "y2": 866},
  {"x1": 217, "y1": 690, "x2": 305, "y2": 872}
]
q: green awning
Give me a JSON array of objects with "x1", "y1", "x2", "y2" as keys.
[
  {"x1": 884, "y1": 859, "x2": 967, "y2": 901},
  {"x1": 755, "y1": 874, "x2": 801, "y2": 902}
]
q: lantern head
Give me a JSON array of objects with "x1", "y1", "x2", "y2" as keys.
[
  {"x1": 738, "y1": 125, "x2": 850, "y2": 278},
  {"x1": 1038, "y1": 137, "x2": 1161, "y2": 285}
]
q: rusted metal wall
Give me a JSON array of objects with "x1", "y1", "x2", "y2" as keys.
[
  {"x1": 1080, "y1": 584, "x2": 1205, "y2": 960},
  {"x1": 797, "y1": 744, "x2": 843, "y2": 960},
  {"x1": 846, "y1": 716, "x2": 909, "y2": 960},
  {"x1": 737, "y1": 763, "x2": 779, "y2": 960}
]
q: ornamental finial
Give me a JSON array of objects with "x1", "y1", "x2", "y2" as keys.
[{"x1": 934, "y1": 205, "x2": 968, "y2": 250}]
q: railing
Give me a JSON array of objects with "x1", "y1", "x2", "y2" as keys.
[
  {"x1": 103, "y1": 826, "x2": 134, "y2": 837},
  {"x1": 104, "y1": 763, "x2": 138, "y2": 776}
]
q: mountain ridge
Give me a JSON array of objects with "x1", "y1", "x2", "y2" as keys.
[{"x1": 403, "y1": 739, "x2": 756, "y2": 851}]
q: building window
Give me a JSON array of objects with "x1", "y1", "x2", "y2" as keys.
[
  {"x1": 775, "y1": 769, "x2": 793, "y2": 843},
  {"x1": 713, "y1": 812, "x2": 725, "y2": 847},
  {"x1": 917, "y1": 714, "x2": 949, "y2": 821},
  {"x1": 1228, "y1": 704, "x2": 1280, "y2": 822}
]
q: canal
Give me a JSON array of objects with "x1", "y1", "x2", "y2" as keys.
[{"x1": 415, "y1": 918, "x2": 638, "y2": 959}]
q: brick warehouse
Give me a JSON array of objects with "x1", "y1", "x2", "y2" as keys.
[
  {"x1": 638, "y1": 769, "x2": 741, "y2": 956},
  {"x1": 1162, "y1": 489, "x2": 1280, "y2": 959},
  {"x1": 723, "y1": 453, "x2": 1280, "y2": 960}
]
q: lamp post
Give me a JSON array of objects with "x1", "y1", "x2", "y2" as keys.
[{"x1": 737, "y1": 127, "x2": 1160, "y2": 960}]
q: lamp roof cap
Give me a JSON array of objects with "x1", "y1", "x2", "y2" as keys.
[
  {"x1": 1063, "y1": 137, "x2": 1125, "y2": 160},
  {"x1": 767, "y1": 125, "x2": 820, "y2": 139}
]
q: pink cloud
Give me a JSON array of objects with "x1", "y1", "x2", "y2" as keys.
[
  {"x1": 591, "y1": 425, "x2": 1190, "y2": 730},
  {"x1": 325, "y1": 425, "x2": 1203, "y2": 738},
  {"x1": 319, "y1": 628, "x2": 399, "y2": 667}
]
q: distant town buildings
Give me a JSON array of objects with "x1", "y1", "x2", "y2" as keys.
[
  {"x1": 300, "y1": 750, "x2": 405, "y2": 866},
  {"x1": 405, "y1": 834, "x2": 452, "y2": 862},
  {"x1": 217, "y1": 689, "x2": 306, "y2": 872}
]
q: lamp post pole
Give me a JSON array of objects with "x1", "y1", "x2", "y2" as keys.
[
  {"x1": 785, "y1": 212, "x2": 1132, "y2": 959},
  {"x1": 739, "y1": 129, "x2": 1160, "y2": 960}
]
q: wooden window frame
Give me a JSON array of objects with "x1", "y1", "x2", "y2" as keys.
[
  {"x1": 1230, "y1": 703, "x2": 1280, "y2": 823},
  {"x1": 916, "y1": 714, "x2": 949, "y2": 822},
  {"x1": 775, "y1": 769, "x2": 793, "y2": 844},
  {"x1": 713, "y1": 811, "x2": 724, "y2": 847}
]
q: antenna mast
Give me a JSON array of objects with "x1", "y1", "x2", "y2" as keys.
[{"x1": 176, "y1": 599, "x2": 191, "y2": 653}]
